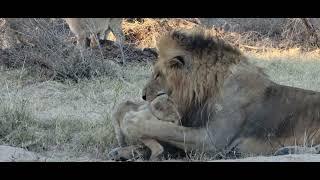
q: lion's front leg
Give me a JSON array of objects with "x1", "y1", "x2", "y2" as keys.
[{"x1": 122, "y1": 111, "x2": 214, "y2": 152}]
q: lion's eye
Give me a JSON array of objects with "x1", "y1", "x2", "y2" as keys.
[
  {"x1": 174, "y1": 56, "x2": 184, "y2": 64},
  {"x1": 155, "y1": 73, "x2": 160, "y2": 79},
  {"x1": 169, "y1": 56, "x2": 185, "y2": 68}
]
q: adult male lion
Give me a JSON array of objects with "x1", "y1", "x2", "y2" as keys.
[{"x1": 115, "y1": 28, "x2": 320, "y2": 160}]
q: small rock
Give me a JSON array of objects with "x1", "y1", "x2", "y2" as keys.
[{"x1": 0, "y1": 145, "x2": 43, "y2": 162}]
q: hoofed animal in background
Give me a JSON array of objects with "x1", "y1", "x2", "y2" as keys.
[
  {"x1": 64, "y1": 18, "x2": 125, "y2": 63},
  {"x1": 111, "y1": 27, "x2": 320, "y2": 160}
]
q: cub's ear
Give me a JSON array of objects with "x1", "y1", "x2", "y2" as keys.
[{"x1": 169, "y1": 56, "x2": 185, "y2": 68}]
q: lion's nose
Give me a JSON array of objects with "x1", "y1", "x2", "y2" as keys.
[{"x1": 142, "y1": 89, "x2": 147, "y2": 101}]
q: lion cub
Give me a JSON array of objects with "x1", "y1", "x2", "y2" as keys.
[
  {"x1": 112, "y1": 94, "x2": 181, "y2": 160},
  {"x1": 149, "y1": 94, "x2": 181, "y2": 124}
]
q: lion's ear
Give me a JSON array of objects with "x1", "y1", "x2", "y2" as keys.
[{"x1": 169, "y1": 56, "x2": 185, "y2": 68}]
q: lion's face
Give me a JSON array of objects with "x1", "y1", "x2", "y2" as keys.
[
  {"x1": 142, "y1": 29, "x2": 212, "y2": 108},
  {"x1": 142, "y1": 41, "x2": 193, "y2": 105},
  {"x1": 142, "y1": 28, "x2": 243, "y2": 115},
  {"x1": 141, "y1": 63, "x2": 176, "y2": 101},
  {"x1": 141, "y1": 66, "x2": 166, "y2": 102}
]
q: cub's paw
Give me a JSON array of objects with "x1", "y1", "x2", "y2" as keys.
[{"x1": 107, "y1": 145, "x2": 150, "y2": 161}]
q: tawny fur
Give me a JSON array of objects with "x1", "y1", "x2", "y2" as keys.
[
  {"x1": 64, "y1": 18, "x2": 124, "y2": 48},
  {"x1": 115, "y1": 27, "x2": 320, "y2": 159},
  {"x1": 112, "y1": 94, "x2": 180, "y2": 160}
]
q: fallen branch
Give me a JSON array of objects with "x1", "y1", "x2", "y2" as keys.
[{"x1": 238, "y1": 44, "x2": 270, "y2": 51}]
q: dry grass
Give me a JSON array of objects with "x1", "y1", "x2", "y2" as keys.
[
  {"x1": 0, "y1": 63, "x2": 151, "y2": 161},
  {"x1": 1, "y1": 18, "x2": 320, "y2": 161},
  {"x1": 247, "y1": 49, "x2": 320, "y2": 92},
  {"x1": 2, "y1": 47, "x2": 320, "y2": 161},
  {"x1": 122, "y1": 18, "x2": 198, "y2": 49},
  {"x1": 0, "y1": 18, "x2": 124, "y2": 83},
  {"x1": 201, "y1": 18, "x2": 320, "y2": 50},
  {"x1": 0, "y1": 18, "x2": 161, "y2": 85}
]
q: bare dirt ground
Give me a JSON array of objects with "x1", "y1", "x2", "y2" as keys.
[{"x1": 1, "y1": 18, "x2": 320, "y2": 161}]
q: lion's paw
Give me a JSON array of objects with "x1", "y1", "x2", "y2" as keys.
[{"x1": 107, "y1": 145, "x2": 150, "y2": 161}]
